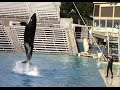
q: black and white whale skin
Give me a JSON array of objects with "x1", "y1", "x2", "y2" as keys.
[{"x1": 21, "y1": 13, "x2": 37, "y2": 64}]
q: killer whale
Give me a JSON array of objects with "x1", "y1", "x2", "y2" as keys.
[{"x1": 21, "y1": 13, "x2": 37, "y2": 64}]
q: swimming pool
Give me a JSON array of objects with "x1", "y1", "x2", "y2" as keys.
[{"x1": 0, "y1": 52, "x2": 106, "y2": 87}]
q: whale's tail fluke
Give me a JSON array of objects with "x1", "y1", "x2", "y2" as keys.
[
  {"x1": 21, "y1": 60, "x2": 33, "y2": 65},
  {"x1": 21, "y1": 60, "x2": 28, "y2": 63}
]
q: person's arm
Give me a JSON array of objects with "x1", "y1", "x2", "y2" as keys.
[
  {"x1": 106, "y1": 57, "x2": 110, "y2": 62},
  {"x1": 108, "y1": 59, "x2": 110, "y2": 62},
  {"x1": 109, "y1": 57, "x2": 113, "y2": 62}
]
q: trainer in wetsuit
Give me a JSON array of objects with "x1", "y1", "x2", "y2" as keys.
[{"x1": 106, "y1": 55, "x2": 113, "y2": 78}]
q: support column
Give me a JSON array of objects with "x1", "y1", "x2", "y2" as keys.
[
  {"x1": 118, "y1": 30, "x2": 120, "y2": 61},
  {"x1": 107, "y1": 32, "x2": 109, "y2": 56}
]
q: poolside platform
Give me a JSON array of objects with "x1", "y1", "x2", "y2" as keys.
[
  {"x1": 80, "y1": 55, "x2": 120, "y2": 87},
  {"x1": 100, "y1": 61, "x2": 120, "y2": 66},
  {"x1": 78, "y1": 52, "x2": 92, "y2": 57},
  {"x1": 99, "y1": 69, "x2": 120, "y2": 87},
  {"x1": 78, "y1": 52, "x2": 98, "y2": 59}
]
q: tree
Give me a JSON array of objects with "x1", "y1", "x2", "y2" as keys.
[{"x1": 60, "y1": 2, "x2": 93, "y2": 25}]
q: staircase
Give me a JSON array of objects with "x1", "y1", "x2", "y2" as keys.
[
  {"x1": 108, "y1": 32, "x2": 119, "y2": 61},
  {"x1": 0, "y1": 25, "x2": 15, "y2": 52},
  {"x1": 5, "y1": 26, "x2": 23, "y2": 52},
  {"x1": 0, "y1": 2, "x2": 78, "y2": 55},
  {"x1": 11, "y1": 26, "x2": 25, "y2": 51},
  {"x1": 11, "y1": 26, "x2": 70, "y2": 54}
]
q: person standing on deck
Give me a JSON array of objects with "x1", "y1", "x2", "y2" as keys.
[{"x1": 106, "y1": 55, "x2": 113, "y2": 78}]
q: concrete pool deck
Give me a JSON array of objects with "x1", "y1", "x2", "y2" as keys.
[{"x1": 99, "y1": 69, "x2": 120, "y2": 87}]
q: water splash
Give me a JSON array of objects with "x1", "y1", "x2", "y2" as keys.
[
  {"x1": 97, "y1": 60, "x2": 101, "y2": 68},
  {"x1": 13, "y1": 61, "x2": 39, "y2": 77}
]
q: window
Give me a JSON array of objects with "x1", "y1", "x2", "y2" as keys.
[
  {"x1": 94, "y1": 5, "x2": 99, "y2": 17},
  {"x1": 114, "y1": 6, "x2": 120, "y2": 17},
  {"x1": 101, "y1": 7, "x2": 113, "y2": 17},
  {"x1": 100, "y1": 20, "x2": 105, "y2": 27},
  {"x1": 114, "y1": 20, "x2": 120, "y2": 29},
  {"x1": 107, "y1": 20, "x2": 112, "y2": 27},
  {"x1": 75, "y1": 27, "x2": 81, "y2": 39},
  {"x1": 75, "y1": 27, "x2": 81, "y2": 32},
  {"x1": 94, "y1": 20, "x2": 99, "y2": 27}
]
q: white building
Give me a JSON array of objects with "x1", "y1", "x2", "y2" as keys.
[
  {"x1": 0, "y1": 2, "x2": 78, "y2": 55},
  {"x1": 92, "y1": 2, "x2": 120, "y2": 61}
]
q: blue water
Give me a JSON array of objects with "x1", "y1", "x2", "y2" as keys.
[
  {"x1": 0, "y1": 52, "x2": 106, "y2": 87},
  {"x1": 77, "y1": 42, "x2": 84, "y2": 52}
]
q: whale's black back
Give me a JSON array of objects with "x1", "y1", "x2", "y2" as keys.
[{"x1": 24, "y1": 13, "x2": 37, "y2": 61}]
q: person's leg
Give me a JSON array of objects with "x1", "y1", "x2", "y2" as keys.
[
  {"x1": 110, "y1": 65, "x2": 113, "y2": 78},
  {"x1": 106, "y1": 65, "x2": 109, "y2": 77}
]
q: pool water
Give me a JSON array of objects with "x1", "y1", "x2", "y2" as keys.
[{"x1": 0, "y1": 52, "x2": 106, "y2": 87}]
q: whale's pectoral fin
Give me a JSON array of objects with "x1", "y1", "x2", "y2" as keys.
[
  {"x1": 21, "y1": 60, "x2": 33, "y2": 65},
  {"x1": 21, "y1": 60, "x2": 28, "y2": 63},
  {"x1": 29, "y1": 62, "x2": 33, "y2": 65}
]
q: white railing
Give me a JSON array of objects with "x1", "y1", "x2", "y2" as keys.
[{"x1": 0, "y1": 25, "x2": 15, "y2": 51}]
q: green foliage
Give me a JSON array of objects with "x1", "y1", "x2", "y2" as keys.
[{"x1": 60, "y1": 2, "x2": 94, "y2": 25}]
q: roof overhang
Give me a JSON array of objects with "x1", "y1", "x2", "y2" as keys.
[{"x1": 93, "y1": 2, "x2": 108, "y2": 4}]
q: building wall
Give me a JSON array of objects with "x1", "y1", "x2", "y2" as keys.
[
  {"x1": 93, "y1": 2, "x2": 120, "y2": 61},
  {"x1": 93, "y1": 3, "x2": 120, "y2": 29}
]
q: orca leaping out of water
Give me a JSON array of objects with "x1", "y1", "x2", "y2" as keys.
[{"x1": 21, "y1": 13, "x2": 37, "y2": 64}]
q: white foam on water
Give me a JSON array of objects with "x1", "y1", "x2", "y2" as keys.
[{"x1": 13, "y1": 60, "x2": 40, "y2": 77}]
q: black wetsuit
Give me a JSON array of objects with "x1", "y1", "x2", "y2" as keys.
[{"x1": 106, "y1": 56, "x2": 113, "y2": 78}]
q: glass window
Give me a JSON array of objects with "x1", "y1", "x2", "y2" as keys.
[
  {"x1": 94, "y1": 20, "x2": 99, "y2": 27},
  {"x1": 100, "y1": 20, "x2": 105, "y2": 27},
  {"x1": 114, "y1": 6, "x2": 120, "y2": 17},
  {"x1": 94, "y1": 5, "x2": 99, "y2": 17},
  {"x1": 114, "y1": 20, "x2": 120, "y2": 29},
  {"x1": 101, "y1": 7, "x2": 113, "y2": 17},
  {"x1": 107, "y1": 20, "x2": 112, "y2": 27}
]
